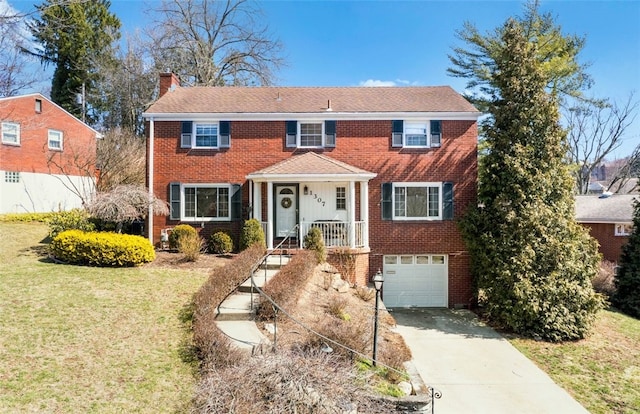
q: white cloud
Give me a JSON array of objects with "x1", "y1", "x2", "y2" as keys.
[{"x1": 358, "y1": 79, "x2": 397, "y2": 87}]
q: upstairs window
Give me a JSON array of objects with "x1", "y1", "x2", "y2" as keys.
[
  {"x1": 286, "y1": 120, "x2": 336, "y2": 148},
  {"x1": 180, "y1": 121, "x2": 231, "y2": 149},
  {"x1": 48, "y1": 129, "x2": 63, "y2": 150},
  {"x1": 392, "y1": 120, "x2": 442, "y2": 148},
  {"x1": 1, "y1": 122, "x2": 20, "y2": 145}
]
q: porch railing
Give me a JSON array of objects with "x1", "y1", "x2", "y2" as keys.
[{"x1": 300, "y1": 220, "x2": 365, "y2": 248}]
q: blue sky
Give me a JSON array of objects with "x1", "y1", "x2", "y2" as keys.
[{"x1": 7, "y1": 0, "x2": 640, "y2": 156}]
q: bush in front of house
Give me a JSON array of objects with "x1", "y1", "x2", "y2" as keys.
[
  {"x1": 255, "y1": 250, "x2": 317, "y2": 321},
  {"x1": 208, "y1": 231, "x2": 234, "y2": 254},
  {"x1": 303, "y1": 226, "x2": 326, "y2": 263},
  {"x1": 168, "y1": 224, "x2": 197, "y2": 249},
  {"x1": 178, "y1": 231, "x2": 204, "y2": 262},
  {"x1": 613, "y1": 199, "x2": 640, "y2": 318},
  {"x1": 239, "y1": 218, "x2": 265, "y2": 251},
  {"x1": 49, "y1": 230, "x2": 155, "y2": 266},
  {"x1": 46, "y1": 209, "x2": 95, "y2": 238}
]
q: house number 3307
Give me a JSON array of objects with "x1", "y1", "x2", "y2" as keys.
[{"x1": 308, "y1": 190, "x2": 326, "y2": 207}]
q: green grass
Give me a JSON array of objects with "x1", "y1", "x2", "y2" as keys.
[
  {"x1": 0, "y1": 222, "x2": 209, "y2": 413},
  {"x1": 510, "y1": 308, "x2": 640, "y2": 413}
]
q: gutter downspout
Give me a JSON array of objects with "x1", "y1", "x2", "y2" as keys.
[{"x1": 148, "y1": 117, "x2": 154, "y2": 245}]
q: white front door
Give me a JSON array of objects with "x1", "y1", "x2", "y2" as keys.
[{"x1": 276, "y1": 186, "x2": 297, "y2": 237}]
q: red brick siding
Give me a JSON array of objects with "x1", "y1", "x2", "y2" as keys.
[
  {"x1": 582, "y1": 222, "x2": 629, "y2": 263},
  {"x1": 149, "y1": 118, "x2": 477, "y2": 307},
  {"x1": 0, "y1": 96, "x2": 96, "y2": 177}
]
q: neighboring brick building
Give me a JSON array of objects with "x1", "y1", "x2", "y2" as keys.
[
  {"x1": 144, "y1": 73, "x2": 480, "y2": 308},
  {"x1": 576, "y1": 194, "x2": 637, "y2": 263},
  {"x1": 0, "y1": 94, "x2": 99, "y2": 213}
]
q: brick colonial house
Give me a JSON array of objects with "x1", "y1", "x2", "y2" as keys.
[
  {"x1": 0, "y1": 94, "x2": 99, "y2": 213},
  {"x1": 144, "y1": 73, "x2": 480, "y2": 308},
  {"x1": 576, "y1": 194, "x2": 637, "y2": 263}
]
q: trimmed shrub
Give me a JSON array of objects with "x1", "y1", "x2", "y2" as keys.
[
  {"x1": 49, "y1": 230, "x2": 155, "y2": 266},
  {"x1": 178, "y1": 231, "x2": 204, "y2": 262},
  {"x1": 304, "y1": 226, "x2": 326, "y2": 263},
  {"x1": 240, "y1": 218, "x2": 265, "y2": 251},
  {"x1": 192, "y1": 244, "x2": 265, "y2": 366},
  {"x1": 168, "y1": 224, "x2": 197, "y2": 249},
  {"x1": 255, "y1": 250, "x2": 317, "y2": 321},
  {"x1": 208, "y1": 231, "x2": 233, "y2": 254},
  {"x1": 46, "y1": 209, "x2": 95, "y2": 238},
  {"x1": 0, "y1": 212, "x2": 55, "y2": 223}
]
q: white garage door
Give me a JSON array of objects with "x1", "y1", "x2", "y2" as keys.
[{"x1": 382, "y1": 255, "x2": 448, "y2": 307}]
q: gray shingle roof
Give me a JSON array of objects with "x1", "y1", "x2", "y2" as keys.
[
  {"x1": 145, "y1": 85, "x2": 480, "y2": 115},
  {"x1": 575, "y1": 194, "x2": 637, "y2": 223}
]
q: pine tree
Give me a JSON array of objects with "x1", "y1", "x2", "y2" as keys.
[
  {"x1": 29, "y1": 0, "x2": 121, "y2": 120},
  {"x1": 459, "y1": 19, "x2": 604, "y2": 341},
  {"x1": 613, "y1": 200, "x2": 640, "y2": 317}
]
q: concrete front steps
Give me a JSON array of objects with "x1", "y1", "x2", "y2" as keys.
[{"x1": 214, "y1": 254, "x2": 290, "y2": 351}]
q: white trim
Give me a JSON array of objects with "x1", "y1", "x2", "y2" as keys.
[
  {"x1": 191, "y1": 121, "x2": 219, "y2": 149},
  {"x1": 142, "y1": 111, "x2": 481, "y2": 121},
  {"x1": 298, "y1": 120, "x2": 325, "y2": 148},
  {"x1": 47, "y1": 129, "x2": 63, "y2": 150},
  {"x1": 614, "y1": 222, "x2": 633, "y2": 236},
  {"x1": 1, "y1": 122, "x2": 20, "y2": 145},
  {"x1": 392, "y1": 182, "x2": 443, "y2": 221},
  {"x1": 148, "y1": 117, "x2": 154, "y2": 244},
  {"x1": 247, "y1": 173, "x2": 376, "y2": 182},
  {"x1": 180, "y1": 183, "x2": 233, "y2": 222}
]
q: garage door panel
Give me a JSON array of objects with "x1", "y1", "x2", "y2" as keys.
[{"x1": 382, "y1": 255, "x2": 448, "y2": 308}]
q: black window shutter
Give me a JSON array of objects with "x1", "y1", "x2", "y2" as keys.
[
  {"x1": 219, "y1": 121, "x2": 231, "y2": 147},
  {"x1": 392, "y1": 120, "x2": 403, "y2": 147},
  {"x1": 430, "y1": 120, "x2": 442, "y2": 147},
  {"x1": 325, "y1": 120, "x2": 336, "y2": 147},
  {"x1": 169, "y1": 182, "x2": 181, "y2": 220},
  {"x1": 181, "y1": 121, "x2": 192, "y2": 134},
  {"x1": 286, "y1": 121, "x2": 297, "y2": 147},
  {"x1": 381, "y1": 182, "x2": 393, "y2": 220},
  {"x1": 443, "y1": 182, "x2": 454, "y2": 220},
  {"x1": 231, "y1": 184, "x2": 242, "y2": 221}
]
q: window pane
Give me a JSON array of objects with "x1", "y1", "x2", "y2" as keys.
[
  {"x1": 405, "y1": 123, "x2": 427, "y2": 146},
  {"x1": 300, "y1": 123, "x2": 322, "y2": 146},
  {"x1": 400, "y1": 255, "x2": 413, "y2": 264},
  {"x1": 217, "y1": 187, "x2": 229, "y2": 217},
  {"x1": 406, "y1": 187, "x2": 428, "y2": 217},
  {"x1": 48, "y1": 130, "x2": 62, "y2": 149},
  {"x1": 428, "y1": 187, "x2": 440, "y2": 217},
  {"x1": 432, "y1": 255, "x2": 445, "y2": 264},
  {"x1": 416, "y1": 255, "x2": 429, "y2": 264},
  {"x1": 185, "y1": 188, "x2": 196, "y2": 217},
  {"x1": 394, "y1": 186, "x2": 406, "y2": 217},
  {"x1": 195, "y1": 124, "x2": 218, "y2": 147},
  {"x1": 196, "y1": 188, "x2": 218, "y2": 217},
  {"x1": 2, "y1": 123, "x2": 19, "y2": 143},
  {"x1": 336, "y1": 187, "x2": 346, "y2": 210},
  {"x1": 384, "y1": 256, "x2": 397, "y2": 264}
]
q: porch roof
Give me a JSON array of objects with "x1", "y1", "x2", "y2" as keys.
[{"x1": 246, "y1": 152, "x2": 376, "y2": 182}]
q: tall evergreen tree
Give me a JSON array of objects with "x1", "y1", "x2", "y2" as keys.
[
  {"x1": 613, "y1": 200, "x2": 640, "y2": 317},
  {"x1": 28, "y1": 0, "x2": 121, "y2": 120},
  {"x1": 458, "y1": 18, "x2": 604, "y2": 341}
]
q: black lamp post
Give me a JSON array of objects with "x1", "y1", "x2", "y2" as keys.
[{"x1": 372, "y1": 269, "x2": 384, "y2": 367}]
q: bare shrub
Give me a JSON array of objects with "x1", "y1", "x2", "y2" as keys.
[
  {"x1": 593, "y1": 260, "x2": 617, "y2": 297},
  {"x1": 322, "y1": 271, "x2": 332, "y2": 290},
  {"x1": 256, "y1": 250, "x2": 317, "y2": 321},
  {"x1": 379, "y1": 338, "x2": 412, "y2": 384},
  {"x1": 327, "y1": 296, "x2": 350, "y2": 321},
  {"x1": 355, "y1": 285, "x2": 375, "y2": 302},
  {"x1": 328, "y1": 248, "x2": 357, "y2": 285},
  {"x1": 303, "y1": 318, "x2": 371, "y2": 361},
  {"x1": 192, "y1": 349, "x2": 396, "y2": 414},
  {"x1": 178, "y1": 231, "x2": 204, "y2": 262}
]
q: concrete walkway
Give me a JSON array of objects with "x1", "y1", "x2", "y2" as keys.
[{"x1": 392, "y1": 308, "x2": 588, "y2": 414}]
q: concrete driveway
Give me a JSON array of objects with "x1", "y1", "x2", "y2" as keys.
[{"x1": 391, "y1": 308, "x2": 588, "y2": 414}]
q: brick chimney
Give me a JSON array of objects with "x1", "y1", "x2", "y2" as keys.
[{"x1": 159, "y1": 72, "x2": 180, "y2": 98}]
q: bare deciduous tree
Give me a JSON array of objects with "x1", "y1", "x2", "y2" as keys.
[
  {"x1": 565, "y1": 93, "x2": 639, "y2": 194},
  {"x1": 86, "y1": 184, "x2": 169, "y2": 231},
  {"x1": 0, "y1": 7, "x2": 40, "y2": 96},
  {"x1": 607, "y1": 144, "x2": 640, "y2": 194},
  {"x1": 96, "y1": 127, "x2": 146, "y2": 192},
  {"x1": 146, "y1": 0, "x2": 285, "y2": 86}
]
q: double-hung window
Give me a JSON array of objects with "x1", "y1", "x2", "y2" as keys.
[
  {"x1": 169, "y1": 182, "x2": 242, "y2": 221},
  {"x1": 286, "y1": 120, "x2": 336, "y2": 148},
  {"x1": 48, "y1": 129, "x2": 63, "y2": 150},
  {"x1": 181, "y1": 121, "x2": 231, "y2": 149},
  {"x1": 392, "y1": 120, "x2": 442, "y2": 148},
  {"x1": 1, "y1": 122, "x2": 20, "y2": 145},
  {"x1": 382, "y1": 182, "x2": 454, "y2": 221}
]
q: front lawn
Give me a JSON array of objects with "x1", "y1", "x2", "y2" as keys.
[
  {"x1": 510, "y1": 308, "x2": 640, "y2": 413},
  {"x1": 0, "y1": 222, "x2": 212, "y2": 413}
]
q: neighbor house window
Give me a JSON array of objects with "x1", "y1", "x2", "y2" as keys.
[
  {"x1": 4, "y1": 171, "x2": 20, "y2": 183},
  {"x1": 615, "y1": 223, "x2": 632, "y2": 236},
  {"x1": 1, "y1": 122, "x2": 20, "y2": 145},
  {"x1": 35, "y1": 99, "x2": 42, "y2": 113},
  {"x1": 180, "y1": 121, "x2": 231, "y2": 149},
  {"x1": 286, "y1": 120, "x2": 336, "y2": 148},
  {"x1": 392, "y1": 120, "x2": 442, "y2": 148},
  {"x1": 381, "y1": 182, "x2": 454, "y2": 221},
  {"x1": 336, "y1": 187, "x2": 346, "y2": 210},
  {"x1": 48, "y1": 129, "x2": 63, "y2": 150}
]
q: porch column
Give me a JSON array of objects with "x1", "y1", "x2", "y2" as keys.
[
  {"x1": 266, "y1": 181, "x2": 274, "y2": 249},
  {"x1": 361, "y1": 180, "x2": 369, "y2": 248},
  {"x1": 253, "y1": 181, "x2": 262, "y2": 222},
  {"x1": 349, "y1": 181, "x2": 356, "y2": 247}
]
